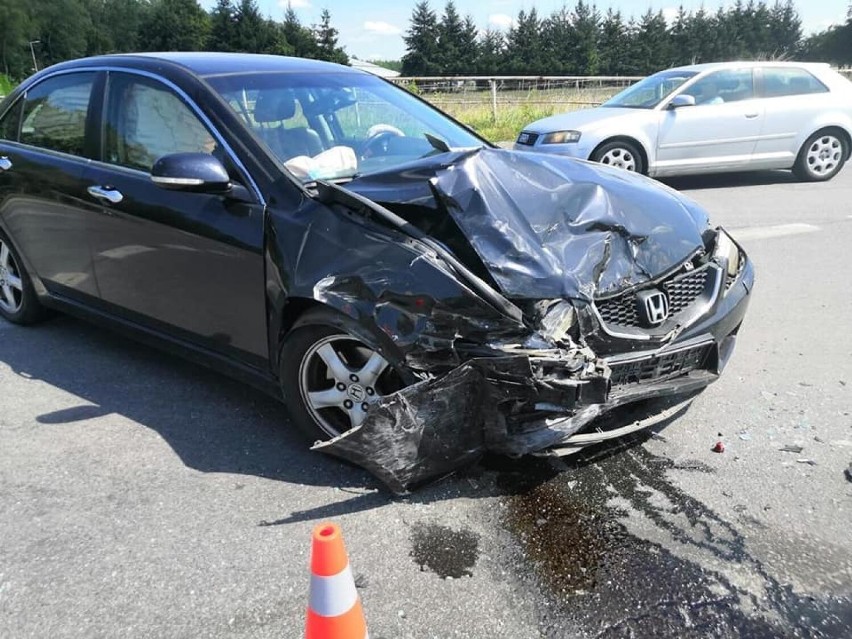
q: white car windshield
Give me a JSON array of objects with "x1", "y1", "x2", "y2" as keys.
[
  {"x1": 207, "y1": 72, "x2": 484, "y2": 182},
  {"x1": 603, "y1": 70, "x2": 698, "y2": 109}
]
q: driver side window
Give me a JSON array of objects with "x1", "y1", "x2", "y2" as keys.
[
  {"x1": 104, "y1": 73, "x2": 216, "y2": 172},
  {"x1": 685, "y1": 69, "x2": 755, "y2": 106}
]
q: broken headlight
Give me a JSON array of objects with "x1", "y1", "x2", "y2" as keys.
[
  {"x1": 713, "y1": 228, "x2": 740, "y2": 278},
  {"x1": 541, "y1": 130, "x2": 581, "y2": 144},
  {"x1": 539, "y1": 301, "x2": 576, "y2": 344}
]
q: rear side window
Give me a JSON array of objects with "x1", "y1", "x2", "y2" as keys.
[
  {"x1": 0, "y1": 100, "x2": 24, "y2": 141},
  {"x1": 19, "y1": 73, "x2": 95, "y2": 156},
  {"x1": 104, "y1": 73, "x2": 215, "y2": 172},
  {"x1": 762, "y1": 68, "x2": 828, "y2": 98}
]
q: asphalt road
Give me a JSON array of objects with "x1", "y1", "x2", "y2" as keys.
[{"x1": 1, "y1": 167, "x2": 851, "y2": 638}]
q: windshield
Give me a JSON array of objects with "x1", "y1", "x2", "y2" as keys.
[
  {"x1": 206, "y1": 72, "x2": 484, "y2": 182},
  {"x1": 603, "y1": 70, "x2": 697, "y2": 109}
]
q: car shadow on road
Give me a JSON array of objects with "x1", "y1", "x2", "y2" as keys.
[
  {"x1": 0, "y1": 314, "x2": 378, "y2": 490},
  {"x1": 660, "y1": 169, "x2": 798, "y2": 191}
]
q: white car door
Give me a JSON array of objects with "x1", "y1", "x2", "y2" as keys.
[
  {"x1": 752, "y1": 66, "x2": 833, "y2": 168},
  {"x1": 655, "y1": 68, "x2": 763, "y2": 176}
]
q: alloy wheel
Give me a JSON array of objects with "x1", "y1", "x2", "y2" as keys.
[
  {"x1": 599, "y1": 147, "x2": 637, "y2": 172},
  {"x1": 0, "y1": 239, "x2": 24, "y2": 314},
  {"x1": 298, "y1": 334, "x2": 401, "y2": 438},
  {"x1": 805, "y1": 135, "x2": 843, "y2": 177}
]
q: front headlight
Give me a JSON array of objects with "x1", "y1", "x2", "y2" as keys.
[
  {"x1": 713, "y1": 228, "x2": 740, "y2": 277},
  {"x1": 541, "y1": 130, "x2": 582, "y2": 144}
]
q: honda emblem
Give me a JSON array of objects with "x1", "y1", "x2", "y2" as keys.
[{"x1": 637, "y1": 290, "x2": 670, "y2": 326}]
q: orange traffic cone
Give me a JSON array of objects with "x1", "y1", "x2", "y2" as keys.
[{"x1": 305, "y1": 522, "x2": 368, "y2": 639}]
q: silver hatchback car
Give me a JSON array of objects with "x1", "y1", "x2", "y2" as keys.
[{"x1": 516, "y1": 61, "x2": 852, "y2": 181}]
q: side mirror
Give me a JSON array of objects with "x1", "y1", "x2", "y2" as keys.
[
  {"x1": 151, "y1": 153, "x2": 231, "y2": 193},
  {"x1": 668, "y1": 94, "x2": 696, "y2": 109}
]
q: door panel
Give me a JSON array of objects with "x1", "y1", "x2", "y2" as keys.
[
  {"x1": 656, "y1": 69, "x2": 762, "y2": 173},
  {"x1": 0, "y1": 72, "x2": 100, "y2": 300},
  {"x1": 753, "y1": 67, "x2": 833, "y2": 166},
  {"x1": 87, "y1": 72, "x2": 268, "y2": 364}
]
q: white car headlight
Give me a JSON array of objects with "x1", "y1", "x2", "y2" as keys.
[
  {"x1": 713, "y1": 229, "x2": 740, "y2": 277},
  {"x1": 541, "y1": 130, "x2": 582, "y2": 144}
]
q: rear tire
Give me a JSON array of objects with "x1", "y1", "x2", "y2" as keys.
[
  {"x1": 590, "y1": 139, "x2": 645, "y2": 174},
  {"x1": 0, "y1": 229, "x2": 46, "y2": 325},
  {"x1": 793, "y1": 130, "x2": 848, "y2": 182},
  {"x1": 279, "y1": 309, "x2": 407, "y2": 443}
]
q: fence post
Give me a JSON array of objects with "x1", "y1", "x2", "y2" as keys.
[{"x1": 490, "y1": 79, "x2": 497, "y2": 122}]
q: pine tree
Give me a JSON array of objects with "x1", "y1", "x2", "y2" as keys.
[
  {"x1": 476, "y1": 28, "x2": 504, "y2": 74},
  {"x1": 598, "y1": 9, "x2": 628, "y2": 74},
  {"x1": 633, "y1": 9, "x2": 670, "y2": 73},
  {"x1": 769, "y1": 0, "x2": 802, "y2": 58},
  {"x1": 208, "y1": 0, "x2": 235, "y2": 52},
  {"x1": 572, "y1": 0, "x2": 600, "y2": 75},
  {"x1": 504, "y1": 9, "x2": 545, "y2": 74},
  {"x1": 543, "y1": 6, "x2": 575, "y2": 74},
  {"x1": 139, "y1": 0, "x2": 210, "y2": 52},
  {"x1": 282, "y1": 4, "x2": 317, "y2": 58},
  {"x1": 314, "y1": 8, "x2": 348, "y2": 64},
  {"x1": 402, "y1": 1, "x2": 440, "y2": 76}
]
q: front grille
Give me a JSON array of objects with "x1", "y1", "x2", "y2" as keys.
[
  {"x1": 595, "y1": 265, "x2": 711, "y2": 329},
  {"x1": 665, "y1": 268, "x2": 709, "y2": 314},
  {"x1": 609, "y1": 343, "x2": 712, "y2": 386},
  {"x1": 516, "y1": 131, "x2": 539, "y2": 146}
]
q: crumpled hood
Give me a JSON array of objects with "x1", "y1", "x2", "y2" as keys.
[{"x1": 346, "y1": 147, "x2": 708, "y2": 301}]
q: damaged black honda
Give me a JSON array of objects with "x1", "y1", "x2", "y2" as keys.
[{"x1": 0, "y1": 54, "x2": 753, "y2": 493}]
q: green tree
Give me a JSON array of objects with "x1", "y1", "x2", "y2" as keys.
[
  {"x1": 0, "y1": 0, "x2": 33, "y2": 78},
  {"x1": 543, "y1": 6, "x2": 575, "y2": 74},
  {"x1": 139, "y1": 0, "x2": 210, "y2": 52},
  {"x1": 572, "y1": 0, "x2": 600, "y2": 75},
  {"x1": 632, "y1": 9, "x2": 670, "y2": 73},
  {"x1": 769, "y1": 0, "x2": 802, "y2": 58},
  {"x1": 314, "y1": 8, "x2": 348, "y2": 64},
  {"x1": 504, "y1": 9, "x2": 545, "y2": 74},
  {"x1": 476, "y1": 28, "x2": 505, "y2": 74},
  {"x1": 208, "y1": 0, "x2": 236, "y2": 52},
  {"x1": 282, "y1": 4, "x2": 317, "y2": 58},
  {"x1": 402, "y1": 1, "x2": 440, "y2": 76},
  {"x1": 597, "y1": 9, "x2": 629, "y2": 74}
]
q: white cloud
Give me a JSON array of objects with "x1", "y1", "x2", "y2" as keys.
[
  {"x1": 488, "y1": 13, "x2": 514, "y2": 30},
  {"x1": 278, "y1": 0, "x2": 311, "y2": 9},
  {"x1": 363, "y1": 21, "x2": 402, "y2": 35},
  {"x1": 661, "y1": 7, "x2": 680, "y2": 24}
]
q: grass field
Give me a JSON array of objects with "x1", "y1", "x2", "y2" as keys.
[
  {"x1": 420, "y1": 87, "x2": 623, "y2": 142},
  {"x1": 0, "y1": 75, "x2": 16, "y2": 97}
]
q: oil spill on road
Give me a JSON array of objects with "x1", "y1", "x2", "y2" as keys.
[
  {"x1": 409, "y1": 522, "x2": 479, "y2": 579},
  {"x1": 496, "y1": 427, "x2": 852, "y2": 638}
]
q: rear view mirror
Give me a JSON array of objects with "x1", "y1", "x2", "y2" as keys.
[
  {"x1": 669, "y1": 94, "x2": 696, "y2": 109},
  {"x1": 151, "y1": 153, "x2": 231, "y2": 193}
]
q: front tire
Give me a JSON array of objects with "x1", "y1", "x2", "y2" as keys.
[
  {"x1": 279, "y1": 310, "x2": 407, "y2": 443},
  {"x1": 793, "y1": 130, "x2": 848, "y2": 182},
  {"x1": 590, "y1": 139, "x2": 645, "y2": 174},
  {"x1": 0, "y1": 229, "x2": 45, "y2": 325}
]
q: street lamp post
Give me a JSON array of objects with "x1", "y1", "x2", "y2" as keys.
[{"x1": 28, "y1": 40, "x2": 40, "y2": 73}]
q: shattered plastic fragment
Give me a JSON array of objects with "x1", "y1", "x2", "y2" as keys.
[
  {"x1": 712, "y1": 441, "x2": 725, "y2": 453},
  {"x1": 779, "y1": 445, "x2": 804, "y2": 454}
]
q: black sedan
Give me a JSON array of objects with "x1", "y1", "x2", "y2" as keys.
[{"x1": 0, "y1": 53, "x2": 753, "y2": 492}]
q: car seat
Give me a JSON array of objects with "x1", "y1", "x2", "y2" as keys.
[{"x1": 253, "y1": 89, "x2": 323, "y2": 160}]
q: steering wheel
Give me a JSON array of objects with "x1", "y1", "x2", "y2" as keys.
[{"x1": 359, "y1": 126, "x2": 404, "y2": 159}]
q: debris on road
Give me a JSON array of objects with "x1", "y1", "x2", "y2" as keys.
[
  {"x1": 738, "y1": 431, "x2": 752, "y2": 441},
  {"x1": 779, "y1": 444, "x2": 804, "y2": 454},
  {"x1": 845, "y1": 464, "x2": 852, "y2": 483},
  {"x1": 796, "y1": 459, "x2": 817, "y2": 466},
  {"x1": 712, "y1": 441, "x2": 726, "y2": 453}
]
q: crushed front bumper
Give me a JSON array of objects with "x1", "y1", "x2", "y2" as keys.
[{"x1": 315, "y1": 257, "x2": 754, "y2": 494}]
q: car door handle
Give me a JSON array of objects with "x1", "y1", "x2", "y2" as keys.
[
  {"x1": 87, "y1": 185, "x2": 124, "y2": 205},
  {"x1": 0, "y1": 156, "x2": 12, "y2": 171},
  {"x1": 744, "y1": 112, "x2": 760, "y2": 119}
]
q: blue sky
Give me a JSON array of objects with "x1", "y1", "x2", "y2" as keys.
[{"x1": 200, "y1": 1, "x2": 851, "y2": 60}]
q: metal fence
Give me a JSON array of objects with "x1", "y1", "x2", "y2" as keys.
[{"x1": 390, "y1": 75, "x2": 644, "y2": 120}]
